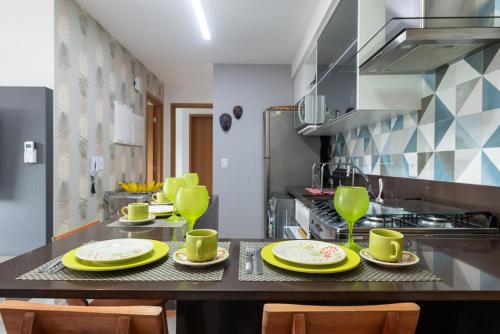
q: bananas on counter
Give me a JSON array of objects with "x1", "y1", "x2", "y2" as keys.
[{"x1": 118, "y1": 181, "x2": 163, "y2": 193}]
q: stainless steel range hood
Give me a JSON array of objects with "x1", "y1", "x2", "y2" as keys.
[{"x1": 359, "y1": 0, "x2": 500, "y2": 74}]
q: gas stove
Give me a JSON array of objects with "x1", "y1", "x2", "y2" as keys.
[{"x1": 309, "y1": 198, "x2": 498, "y2": 240}]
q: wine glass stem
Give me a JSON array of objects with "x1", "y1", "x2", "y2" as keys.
[{"x1": 348, "y1": 221, "x2": 354, "y2": 245}]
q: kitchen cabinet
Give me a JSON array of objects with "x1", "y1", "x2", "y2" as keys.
[
  {"x1": 298, "y1": 0, "x2": 422, "y2": 136},
  {"x1": 293, "y1": 45, "x2": 317, "y2": 104}
]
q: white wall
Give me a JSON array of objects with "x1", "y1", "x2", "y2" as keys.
[
  {"x1": 163, "y1": 64, "x2": 213, "y2": 177},
  {"x1": 213, "y1": 64, "x2": 293, "y2": 238},
  {"x1": 175, "y1": 108, "x2": 212, "y2": 177},
  {"x1": 0, "y1": 0, "x2": 54, "y2": 88}
]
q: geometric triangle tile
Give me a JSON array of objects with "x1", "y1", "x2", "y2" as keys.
[
  {"x1": 404, "y1": 152, "x2": 418, "y2": 178},
  {"x1": 482, "y1": 77, "x2": 500, "y2": 111},
  {"x1": 436, "y1": 64, "x2": 453, "y2": 91},
  {"x1": 465, "y1": 51, "x2": 483, "y2": 74},
  {"x1": 404, "y1": 129, "x2": 417, "y2": 153},
  {"x1": 419, "y1": 95, "x2": 435, "y2": 125},
  {"x1": 456, "y1": 77, "x2": 480, "y2": 114},
  {"x1": 423, "y1": 73, "x2": 436, "y2": 92},
  {"x1": 372, "y1": 155, "x2": 381, "y2": 175},
  {"x1": 484, "y1": 125, "x2": 500, "y2": 148},
  {"x1": 484, "y1": 44, "x2": 500, "y2": 74},
  {"x1": 389, "y1": 129, "x2": 406, "y2": 154},
  {"x1": 417, "y1": 124, "x2": 434, "y2": 152},
  {"x1": 381, "y1": 119, "x2": 392, "y2": 133},
  {"x1": 436, "y1": 86, "x2": 456, "y2": 116},
  {"x1": 434, "y1": 151, "x2": 455, "y2": 182},
  {"x1": 481, "y1": 148, "x2": 500, "y2": 186},
  {"x1": 435, "y1": 95, "x2": 455, "y2": 122},
  {"x1": 455, "y1": 148, "x2": 481, "y2": 184},
  {"x1": 484, "y1": 147, "x2": 500, "y2": 171},
  {"x1": 391, "y1": 115, "x2": 404, "y2": 131},
  {"x1": 455, "y1": 114, "x2": 481, "y2": 149},
  {"x1": 418, "y1": 152, "x2": 434, "y2": 180},
  {"x1": 434, "y1": 118, "x2": 454, "y2": 150},
  {"x1": 456, "y1": 58, "x2": 482, "y2": 84},
  {"x1": 380, "y1": 155, "x2": 391, "y2": 176},
  {"x1": 484, "y1": 68, "x2": 500, "y2": 94},
  {"x1": 390, "y1": 154, "x2": 409, "y2": 178},
  {"x1": 457, "y1": 77, "x2": 482, "y2": 116},
  {"x1": 380, "y1": 133, "x2": 391, "y2": 154},
  {"x1": 403, "y1": 112, "x2": 417, "y2": 128},
  {"x1": 481, "y1": 109, "x2": 500, "y2": 146}
]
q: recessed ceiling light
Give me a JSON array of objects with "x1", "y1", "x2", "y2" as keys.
[{"x1": 192, "y1": 0, "x2": 211, "y2": 40}]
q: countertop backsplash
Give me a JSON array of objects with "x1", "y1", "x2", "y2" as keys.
[{"x1": 330, "y1": 43, "x2": 500, "y2": 188}]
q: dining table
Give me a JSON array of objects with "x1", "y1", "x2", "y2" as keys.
[{"x1": 1, "y1": 195, "x2": 500, "y2": 334}]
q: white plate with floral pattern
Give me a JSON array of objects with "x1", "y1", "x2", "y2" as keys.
[
  {"x1": 359, "y1": 248, "x2": 420, "y2": 268},
  {"x1": 173, "y1": 247, "x2": 229, "y2": 267},
  {"x1": 272, "y1": 240, "x2": 346, "y2": 266},
  {"x1": 75, "y1": 239, "x2": 154, "y2": 263}
]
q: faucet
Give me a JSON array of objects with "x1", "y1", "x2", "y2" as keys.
[{"x1": 312, "y1": 162, "x2": 376, "y2": 200}]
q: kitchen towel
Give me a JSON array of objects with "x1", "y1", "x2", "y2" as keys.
[
  {"x1": 18, "y1": 242, "x2": 229, "y2": 282},
  {"x1": 238, "y1": 241, "x2": 440, "y2": 282}
]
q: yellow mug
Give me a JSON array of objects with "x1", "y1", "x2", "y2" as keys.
[
  {"x1": 368, "y1": 228, "x2": 404, "y2": 262},
  {"x1": 121, "y1": 203, "x2": 148, "y2": 221},
  {"x1": 152, "y1": 192, "x2": 169, "y2": 204}
]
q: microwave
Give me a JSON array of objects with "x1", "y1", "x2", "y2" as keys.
[{"x1": 294, "y1": 95, "x2": 326, "y2": 129}]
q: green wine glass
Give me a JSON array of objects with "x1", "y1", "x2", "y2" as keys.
[
  {"x1": 163, "y1": 177, "x2": 186, "y2": 222},
  {"x1": 334, "y1": 186, "x2": 370, "y2": 253},
  {"x1": 175, "y1": 185, "x2": 209, "y2": 231},
  {"x1": 182, "y1": 172, "x2": 199, "y2": 187}
]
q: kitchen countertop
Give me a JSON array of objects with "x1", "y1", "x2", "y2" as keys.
[{"x1": 1, "y1": 192, "x2": 500, "y2": 301}]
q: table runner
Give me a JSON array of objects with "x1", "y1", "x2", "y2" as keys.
[
  {"x1": 18, "y1": 242, "x2": 229, "y2": 282},
  {"x1": 238, "y1": 242, "x2": 440, "y2": 282},
  {"x1": 106, "y1": 218, "x2": 187, "y2": 228}
]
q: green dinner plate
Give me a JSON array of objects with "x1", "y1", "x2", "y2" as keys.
[
  {"x1": 62, "y1": 240, "x2": 169, "y2": 272},
  {"x1": 261, "y1": 242, "x2": 360, "y2": 274}
]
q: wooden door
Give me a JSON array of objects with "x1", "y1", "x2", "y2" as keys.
[{"x1": 189, "y1": 115, "x2": 213, "y2": 194}]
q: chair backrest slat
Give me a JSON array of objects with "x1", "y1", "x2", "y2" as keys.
[
  {"x1": 0, "y1": 300, "x2": 166, "y2": 334},
  {"x1": 262, "y1": 303, "x2": 420, "y2": 334}
]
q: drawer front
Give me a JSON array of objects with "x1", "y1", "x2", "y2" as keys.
[{"x1": 294, "y1": 199, "x2": 310, "y2": 234}]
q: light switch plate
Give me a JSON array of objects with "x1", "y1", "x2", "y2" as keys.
[{"x1": 221, "y1": 158, "x2": 229, "y2": 168}]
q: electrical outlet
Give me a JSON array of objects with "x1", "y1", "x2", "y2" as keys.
[{"x1": 409, "y1": 161, "x2": 417, "y2": 177}]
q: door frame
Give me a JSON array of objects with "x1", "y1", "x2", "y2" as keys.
[
  {"x1": 146, "y1": 93, "x2": 164, "y2": 182},
  {"x1": 170, "y1": 103, "x2": 213, "y2": 176}
]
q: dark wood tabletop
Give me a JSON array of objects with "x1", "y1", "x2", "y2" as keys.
[{"x1": 1, "y1": 197, "x2": 500, "y2": 302}]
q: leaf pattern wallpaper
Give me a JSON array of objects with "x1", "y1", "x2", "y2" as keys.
[{"x1": 54, "y1": 0, "x2": 165, "y2": 234}]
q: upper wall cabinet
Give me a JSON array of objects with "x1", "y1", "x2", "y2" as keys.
[
  {"x1": 317, "y1": 0, "x2": 358, "y2": 122},
  {"x1": 293, "y1": 45, "x2": 317, "y2": 104},
  {"x1": 299, "y1": 0, "x2": 422, "y2": 136}
]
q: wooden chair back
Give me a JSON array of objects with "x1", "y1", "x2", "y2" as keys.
[
  {"x1": 262, "y1": 303, "x2": 420, "y2": 334},
  {"x1": 0, "y1": 300, "x2": 167, "y2": 334},
  {"x1": 52, "y1": 219, "x2": 100, "y2": 241}
]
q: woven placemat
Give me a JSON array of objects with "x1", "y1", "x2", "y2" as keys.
[
  {"x1": 238, "y1": 242, "x2": 440, "y2": 282},
  {"x1": 106, "y1": 219, "x2": 187, "y2": 228},
  {"x1": 17, "y1": 241, "x2": 229, "y2": 282}
]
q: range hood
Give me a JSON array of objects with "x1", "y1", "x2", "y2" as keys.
[{"x1": 360, "y1": 0, "x2": 500, "y2": 74}]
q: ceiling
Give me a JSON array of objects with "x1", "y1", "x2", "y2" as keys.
[{"x1": 75, "y1": 0, "x2": 320, "y2": 97}]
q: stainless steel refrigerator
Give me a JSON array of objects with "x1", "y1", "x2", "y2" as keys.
[{"x1": 263, "y1": 107, "x2": 320, "y2": 238}]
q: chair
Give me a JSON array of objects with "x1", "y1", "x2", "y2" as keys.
[
  {"x1": 262, "y1": 303, "x2": 420, "y2": 334},
  {"x1": 0, "y1": 300, "x2": 167, "y2": 334},
  {"x1": 51, "y1": 220, "x2": 164, "y2": 308}
]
